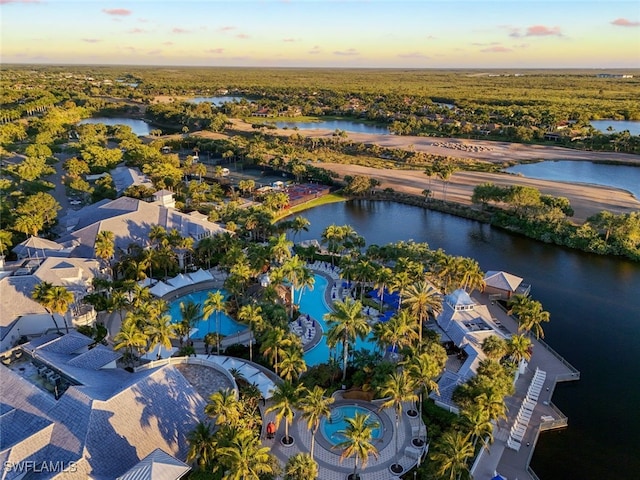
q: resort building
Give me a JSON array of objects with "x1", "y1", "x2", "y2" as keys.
[
  {"x1": 483, "y1": 270, "x2": 531, "y2": 300},
  {"x1": 56, "y1": 195, "x2": 230, "y2": 257},
  {"x1": 430, "y1": 289, "x2": 511, "y2": 412},
  {"x1": 0, "y1": 257, "x2": 100, "y2": 351},
  {"x1": 0, "y1": 332, "x2": 208, "y2": 479}
]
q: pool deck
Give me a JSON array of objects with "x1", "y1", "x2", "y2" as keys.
[{"x1": 262, "y1": 391, "x2": 428, "y2": 480}]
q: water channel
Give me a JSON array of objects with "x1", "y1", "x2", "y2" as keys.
[
  {"x1": 275, "y1": 119, "x2": 390, "y2": 135},
  {"x1": 294, "y1": 200, "x2": 640, "y2": 480},
  {"x1": 78, "y1": 117, "x2": 152, "y2": 136},
  {"x1": 505, "y1": 161, "x2": 640, "y2": 199}
]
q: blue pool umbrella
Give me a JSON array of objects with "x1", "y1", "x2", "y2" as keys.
[{"x1": 491, "y1": 475, "x2": 507, "y2": 480}]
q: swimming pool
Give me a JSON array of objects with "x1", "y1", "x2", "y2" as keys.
[
  {"x1": 300, "y1": 274, "x2": 377, "y2": 366},
  {"x1": 167, "y1": 289, "x2": 247, "y2": 339},
  {"x1": 320, "y1": 404, "x2": 383, "y2": 446}
]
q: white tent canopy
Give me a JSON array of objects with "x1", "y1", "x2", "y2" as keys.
[
  {"x1": 167, "y1": 273, "x2": 194, "y2": 289},
  {"x1": 149, "y1": 281, "x2": 176, "y2": 297},
  {"x1": 188, "y1": 268, "x2": 214, "y2": 284}
]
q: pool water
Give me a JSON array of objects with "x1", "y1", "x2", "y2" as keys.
[
  {"x1": 168, "y1": 289, "x2": 247, "y2": 339},
  {"x1": 301, "y1": 274, "x2": 377, "y2": 366},
  {"x1": 320, "y1": 404, "x2": 383, "y2": 445}
]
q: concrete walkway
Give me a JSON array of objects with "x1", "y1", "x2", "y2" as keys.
[{"x1": 470, "y1": 292, "x2": 580, "y2": 480}]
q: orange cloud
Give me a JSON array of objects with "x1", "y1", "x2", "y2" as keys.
[
  {"x1": 82, "y1": 38, "x2": 101, "y2": 43},
  {"x1": 219, "y1": 26, "x2": 236, "y2": 32},
  {"x1": 102, "y1": 8, "x2": 131, "y2": 16},
  {"x1": 128, "y1": 28, "x2": 146, "y2": 34},
  {"x1": 207, "y1": 48, "x2": 225, "y2": 54},
  {"x1": 172, "y1": 28, "x2": 190, "y2": 34},
  {"x1": 236, "y1": 33, "x2": 250, "y2": 39},
  {"x1": 611, "y1": 18, "x2": 640, "y2": 27},
  {"x1": 481, "y1": 45, "x2": 512, "y2": 53},
  {"x1": 525, "y1": 25, "x2": 562, "y2": 36},
  {"x1": 333, "y1": 48, "x2": 359, "y2": 56},
  {"x1": 398, "y1": 52, "x2": 429, "y2": 59},
  {"x1": 283, "y1": 38, "x2": 297, "y2": 43}
]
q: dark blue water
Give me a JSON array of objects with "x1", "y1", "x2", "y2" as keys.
[
  {"x1": 78, "y1": 117, "x2": 151, "y2": 136},
  {"x1": 295, "y1": 200, "x2": 640, "y2": 480},
  {"x1": 275, "y1": 120, "x2": 390, "y2": 135},
  {"x1": 506, "y1": 161, "x2": 640, "y2": 199}
]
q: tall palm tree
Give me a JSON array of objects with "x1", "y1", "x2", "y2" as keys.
[
  {"x1": 297, "y1": 386, "x2": 335, "y2": 460},
  {"x1": 405, "y1": 350, "x2": 446, "y2": 419},
  {"x1": 144, "y1": 314, "x2": 176, "y2": 359},
  {"x1": 266, "y1": 380, "x2": 299, "y2": 445},
  {"x1": 373, "y1": 265, "x2": 393, "y2": 310},
  {"x1": 178, "y1": 300, "x2": 201, "y2": 342},
  {"x1": 334, "y1": 412, "x2": 380, "y2": 480},
  {"x1": 475, "y1": 391, "x2": 507, "y2": 423},
  {"x1": 373, "y1": 310, "x2": 418, "y2": 356},
  {"x1": 94, "y1": 230, "x2": 115, "y2": 275},
  {"x1": 205, "y1": 388, "x2": 241, "y2": 426},
  {"x1": 238, "y1": 304, "x2": 264, "y2": 362},
  {"x1": 284, "y1": 452, "x2": 318, "y2": 480},
  {"x1": 461, "y1": 404, "x2": 494, "y2": 451},
  {"x1": 430, "y1": 430, "x2": 474, "y2": 480},
  {"x1": 403, "y1": 280, "x2": 442, "y2": 345},
  {"x1": 217, "y1": 429, "x2": 274, "y2": 480},
  {"x1": 290, "y1": 216, "x2": 311, "y2": 244},
  {"x1": 279, "y1": 344, "x2": 307, "y2": 381},
  {"x1": 269, "y1": 232, "x2": 293, "y2": 265},
  {"x1": 33, "y1": 283, "x2": 74, "y2": 333},
  {"x1": 260, "y1": 327, "x2": 291, "y2": 376},
  {"x1": 325, "y1": 297, "x2": 371, "y2": 382},
  {"x1": 186, "y1": 421, "x2": 216, "y2": 470},
  {"x1": 378, "y1": 371, "x2": 418, "y2": 473},
  {"x1": 280, "y1": 255, "x2": 311, "y2": 316},
  {"x1": 32, "y1": 281, "x2": 60, "y2": 332},
  {"x1": 113, "y1": 318, "x2": 147, "y2": 368},
  {"x1": 507, "y1": 333, "x2": 533, "y2": 364},
  {"x1": 481, "y1": 335, "x2": 508, "y2": 361},
  {"x1": 202, "y1": 290, "x2": 226, "y2": 354}
]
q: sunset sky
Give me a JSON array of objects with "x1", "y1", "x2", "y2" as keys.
[{"x1": 1, "y1": 0, "x2": 639, "y2": 68}]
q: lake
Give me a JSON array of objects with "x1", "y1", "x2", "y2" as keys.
[
  {"x1": 505, "y1": 161, "x2": 640, "y2": 199},
  {"x1": 590, "y1": 119, "x2": 640, "y2": 136},
  {"x1": 188, "y1": 96, "x2": 247, "y2": 105},
  {"x1": 78, "y1": 117, "x2": 151, "y2": 136},
  {"x1": 294, "y1": 200, "x2": 640, "y2": 480},
  {"x1": 275, "y1": 119, "x2": 390, "y2": 135}
]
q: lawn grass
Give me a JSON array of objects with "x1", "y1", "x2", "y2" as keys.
[{"x1": 272, "y1": 192, "x2": 348, "y2": 222}]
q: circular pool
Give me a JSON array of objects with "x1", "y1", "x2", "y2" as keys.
[{"x1": 320, "y1": 404, "x2": 383, "y2": 446}]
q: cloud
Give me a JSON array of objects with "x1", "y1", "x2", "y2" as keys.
[
  {"x1": 333, "y1": 48, "x2": 359, "y2": 56},
  {"x1": 611, "y1": 18, "x2": 640, "y2": 27},
  {"x1": 397, "y1": 52, "x2": 429, "y2": 59},
  {"x1": 525, "y1": 25, "x2": 562, "y2": 37},
  {"x1": 127, "y1": 28, "x2": 146, "y2": 34},
  {"x1": 481, "y1": 45, "x2": 512, "y2": 53},
  {"x1": 163, "y1": 41, "x2": 173, "y2": 46},
  {"x1": 0, "y1": 0, "x2": 42, "y2": 3},
  {"x1": 283, "y1": 38, "x2": 297, "y2": 43},
  {"x1": 308, "y1": 45, "x2": 321, "y2": 55},
  {"x1": 236, "y1": 33, "x2": 250, "y2": 39},
  {"x1": 82, "y1": 38, "x2": 101, "y2": 43},
  {"x1": 207, "y1": 48, "x2": 225, "y2": 54},
  {"x1": 172, "y1": 28, "x2": 190, "y2": 34},
  {"x1": 218, "y1": 26, "x2": 236, "y2": 32},
  {"x1": 148, "y1": 49, "x2": 162, "y2": 55},
  {"x1": 102, "y1": 8, "x2": 131, "y2": 16}
]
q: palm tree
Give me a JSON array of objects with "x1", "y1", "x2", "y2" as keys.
[
  {"x1": 269, "y1": 232, "x2": 293, "y2": 265},
  {"x1": 297, "y1": 385, "x2": 335, "y2": 460},
  {"x1": 481, "y1": 335, "x2": 508, "y2": 361},
  {"x1": 279, "y1": 344, "x2": 307, "y2": 381},
  {"x1": 372, "y1": 310, "x2": 417, "y2": 356},
  {"x1": 403, "y1": 280, "x2": 442, "y2": 345},
  {"x1": 265, "y1": 380, "x2": 299, "y2": 445},
  {"x1": 217, "y1": 429, "x2": 274, "y2": 480},
  {"x1": 280, "y1": 255, "x2": 311, "y2": 316},
  {"x1": 405, "y1": 350, "x2": 446, "y2": 419},
  {"x1": 508, "y1": 295, "x2": 550, "y2": 339},
  {"x1": 290, "y1": 216, "x2": 311, "y2": 244},
  {"x1": 378, "y1": 371, "x2": 418, "y2": 474},
  {"x1": 205, "y1": 388, "x2": 241, "y2": 426},
  {"x1": 33, "y1": 283, "x2": 74, "y2": 333},
  {"x1": 430, "y1": 430, "x2": 474, "y2": 480},
  {"x1": 324, "y1": 297, "x2": 371, "y2": 382},
  {"x1": 94, "y1": 230, "x2": 115, "y2": 275},
  {"x1": 178, "y1": 300, "x2": 201, "y2": 342},
  {"x1": 237, "y1": 304, "x2": 264, "y2": 362},
  {"x1": 475, "y1": 391, "x2": 507, "y2": 423},
  {"x1": 144, "y1": 314, "x2": 176, "y2": 359},
  {"x1": 372, "y1": 265, "x2": 393, "y2": 310},
  {"x1": 260, "y1": 327, "x2": 291, "y2": 376},
  {"x1": 507, "y1": 333, "x2": 533, "y2": 364},
  {"x1": 202, "y1": 290, "x2": 226, "y2": 354},
  {"x1": 334, "y1": 412, "x2": 380, "y2": 480},
  {"x1": 284, "y1": 452, "x2": 318, "y2": 480},
  {"x1": 32, "y1": 281, "x2": 60, "y2": 332},
  {"x1": 186, "y1": 421, "x2": 216, "y2": 470},
  {"x1": 461, "y1": 404, "x2": 494, "y2": 451},
  {"x1": 113, "y1": 318, "x2": 147, "y2": 368}
]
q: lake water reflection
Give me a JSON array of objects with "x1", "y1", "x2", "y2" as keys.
[
  {"x1": 275, "y1": 119, "x2": 390, "y2": 135},
  {"x1": 295, "y1": 200, "x2": 640, "y2": 480},
  {"x1": 506, "y1": 161, "x2": 640, "y2": 199},
  {"x1": 78, "y1": 117, "x2": 151, "y2": 136},
  {"x1": 590, "y1": 119, "x2": 640, "y2": 136}
]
